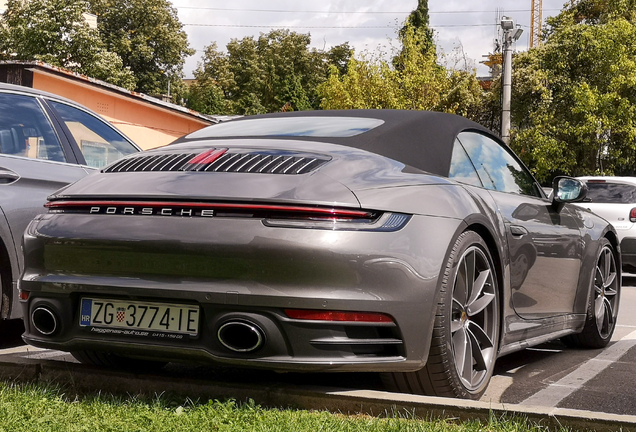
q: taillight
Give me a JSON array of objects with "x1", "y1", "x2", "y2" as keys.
[
  {"x1": 285, "y1": 309, "x2": 394, "y2": 323},
  {"x1": 263, "y1": 211, "x2": 410, "y2": 231},
  {"x1": 630, "y1": 208, "x2": 636, "y2": 223},
  {"x1": 44, "y1": 200, "x2": 411, "y2": 232}
]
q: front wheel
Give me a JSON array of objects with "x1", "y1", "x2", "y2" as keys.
[
  {"x1": 382, "y1": 230, "x2": 500, "y2": 399},
  {"x1": 562, "y1": 238, "x2": 620, "y2": 348}
]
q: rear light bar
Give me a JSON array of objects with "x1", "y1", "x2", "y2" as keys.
[
  {"x1": 285, "y1": 309, "x2": 394, "y2": 323},
  {"x1": 45, "y1": 200, "x2": 372, "y2": 218},
  {"x1": 45, "y1": 200, "x2": 410, "y2": 231},
  {"x1": 630, "y1": 208, "x2": 636, "y2": 223}
]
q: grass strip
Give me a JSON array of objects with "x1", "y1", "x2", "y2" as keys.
[{"x1": 0, "y1": 381, "x2": 567, "y2": 432}]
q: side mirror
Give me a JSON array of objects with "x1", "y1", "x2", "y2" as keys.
[{"x1": 551, "y1": 176, "x2": 588, "y2": 211}]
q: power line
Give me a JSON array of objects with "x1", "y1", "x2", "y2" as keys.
[
  {"x1": 175, "y1": 6, "x2": 562, "y2": 15},
  {"x1": 183, "y1": 23, "x2": 497, "y2": 29}
]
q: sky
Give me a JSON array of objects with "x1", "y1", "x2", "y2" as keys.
[{"x1": 171, "y1": 0, "x2": 569, "y2": 79}]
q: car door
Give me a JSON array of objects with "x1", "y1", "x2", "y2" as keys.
[
  {"x1": 0, "y1": 92, "x2": 90, "y2": 283},
  {"x1": 0, "y1": 91, "x2": 141, "y2": 318},
  {"x1": 456, "y1": 132, "x2": 583, "y2": 319}
]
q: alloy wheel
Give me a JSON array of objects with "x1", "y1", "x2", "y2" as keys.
[
  {"x1": 451, "y1": 246, "x2": 499, "y2": 391},
  {"x1": 594, "y1": 245, "x2": 618, "y2": 339}
]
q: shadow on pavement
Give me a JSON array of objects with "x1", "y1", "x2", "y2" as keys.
[{"x1": 0, "y1": 319, "x2": 24, "y2": 349}]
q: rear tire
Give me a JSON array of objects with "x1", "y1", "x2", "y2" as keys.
[
  {"x1": 71, "y1": 350, "x2": 167, "y2": 371},
  {"x1": 382, "y1": 230, "x2": 500, "y2": 399},
  {"x1": 561, "y1": 238, "x2": 620, "y2": 348}
]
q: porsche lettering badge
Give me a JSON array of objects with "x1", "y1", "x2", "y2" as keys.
[{"x1": 88, "y1": 206, "x2": 215, "y2": 217}]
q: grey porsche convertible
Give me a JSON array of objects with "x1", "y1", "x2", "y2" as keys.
[{"x1": 20, "y1": 110, "x2": 620, "y2": 399}]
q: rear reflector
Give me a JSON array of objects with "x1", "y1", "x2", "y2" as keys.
[
  {"x1": 630, "y1": 208, "x2": 636, "y2": 223},
  {"x1": 285, "y1": 309, "x2": 394, "y2": 323},
  {"x1": 19, "y1": 290, "x2": 29, "y2": 301}
]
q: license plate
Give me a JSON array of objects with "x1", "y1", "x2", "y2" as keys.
[{"x1": 79, "y1": 298, "x2": 199, "y2": 335}]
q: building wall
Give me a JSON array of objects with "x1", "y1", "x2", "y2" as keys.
[{"x1": 31, "y1": 71, "x2": 210, "y2": 150}]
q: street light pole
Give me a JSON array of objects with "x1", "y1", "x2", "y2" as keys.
[{"x1": 500, "y1": 17, "x2": 523, "y2": 144}]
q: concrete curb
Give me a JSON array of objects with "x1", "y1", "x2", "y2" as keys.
[{"x1": 0, "y1": 359, "x2": 634, "y2": 431}]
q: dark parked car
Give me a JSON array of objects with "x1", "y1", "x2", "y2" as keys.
[
  {"x1": 20, "y1": 110, "x2": 620, "y2": 399},
  {"x1": 0, "y1": 83, "x2": 139, "y2": 323}
]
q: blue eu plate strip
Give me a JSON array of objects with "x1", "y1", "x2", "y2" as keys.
[{"x1": 80, "y1": 299, "x2": 92, "y2": 326}]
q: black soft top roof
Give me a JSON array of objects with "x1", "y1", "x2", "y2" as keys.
[{"x1": 177, "y1": 109, "x2": 496, "y2": 176}]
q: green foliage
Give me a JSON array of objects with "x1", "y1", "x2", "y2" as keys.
[
  {"x1": 88, "y1": 0, "x2": 194, "y2": 96},
  {"x1": 399, "y1": 0, "x2": 435, "y2": 57},
  {"x1": 188, "y1": 31, "x2": 352, "y2": 115},
  {"x1": 326, "y1": 42, "x2": 354, "y2": 77},
  {"x1": 187, "y1": 22, "x2": 484, "y2": 118},
  {"x1": 317, "y1": 23, "x2": 484, "y2": 118},
  {"x1": 510, "y1": 2, "x2": 636, "y2": 182},
  {"x1": 185, "y1": 81, "x2": 229, "y2": 116},
  {"x1": 0, "y1": 0, "x2": 136, "y2": 89}
]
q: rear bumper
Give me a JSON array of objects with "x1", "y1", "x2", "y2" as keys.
[{"x1": 20, "y1": 212, "x2": 462, "y2": 372}]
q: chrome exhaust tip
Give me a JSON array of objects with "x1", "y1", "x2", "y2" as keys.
[
  {"x1": 217, "y1": 321, "x2": 264, "y2": 353},
  {"x1": 32, "y1": 306, "x2": 58, "y2": 336}
]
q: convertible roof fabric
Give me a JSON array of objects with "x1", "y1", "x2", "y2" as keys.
[{"x1": 180, "y1": 110, "x2": 497, "y2": 176}]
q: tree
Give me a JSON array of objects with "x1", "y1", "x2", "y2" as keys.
[
  {"x1": 399, "y1": 0, "x2": 435, "y2": 57},
  {"x1": 0, "y1": 0, "x2": 136, "y2": 89},
  {"x1": 185, "y1": 42, "x2": 232, "y2": 115},
  {"x1": 510, "y1": 1, "x2": 636, "y2": 183},
  {"x1": 317, "y1": 23, "x2": 483, "y2": 117},
  {"x1": 189, "y1": 30, "x2": 351, "y2": 115},
  {"x1": 326, "y1": 42, "x2": 354, "y2": 77},
  {"x1": 88, "y1": 0, "x2": 194, "y2": 96}
]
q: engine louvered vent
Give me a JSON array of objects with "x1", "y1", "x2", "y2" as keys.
[{"x1": 104, "y1": 150, "x2": 331, "y2": 175}]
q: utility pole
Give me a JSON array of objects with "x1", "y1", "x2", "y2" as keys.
[{"x1": 500, "y1": 17, "x2": 523, "y2": 144}]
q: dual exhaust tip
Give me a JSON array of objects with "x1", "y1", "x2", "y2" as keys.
[
  {"x1": 32, "y1": 306, "x2": 265, "y2": 354},
  {"x1": 217, "y1": 320, "x2": 264, "y2": 353},
  {"x1": 31, "y1": 306, "x2": 58, "y2": 336}
]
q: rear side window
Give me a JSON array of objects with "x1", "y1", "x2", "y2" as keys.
[
  {"x1": 449, "y1": 139, "x2": 482, "y2": 187},
  {"x1": 586, "y1": 182, "x2": 636, "y2": 203},
  {"x1": 0, "y1": 93, "x2": 66, "y2": 162},
  {"x1": 457, "y1": 132, "x2": 542, "y2": 198},
  {"x1": 49, "y1": 101, "x2": 138, "y2": 168}
]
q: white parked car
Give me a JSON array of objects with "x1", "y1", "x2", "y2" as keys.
[{"x1": 576, "y1": 176, "x2": 636, "y2": 272}]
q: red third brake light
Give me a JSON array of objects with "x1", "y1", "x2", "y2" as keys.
[
  {"x1": 630, "y1": 208, "x2": 636, "y2": 223},
  {"x1": 187, "y1": 148, "x2": 227, "y2": 165},
  {"x1": 285, "y1": 309, "x2": 394, "y2": 323}
]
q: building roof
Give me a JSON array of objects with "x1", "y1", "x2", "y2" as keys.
[{"x1": 0, "y1": 61, "x2": 223, "y2": 124}]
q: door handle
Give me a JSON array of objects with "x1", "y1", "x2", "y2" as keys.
[
  {"x1": 510, "y1": 225, "x2": 529, "y2": 237},
  {"x1": 0, "y1": 168, "x2": 19, "y2": 185}
]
